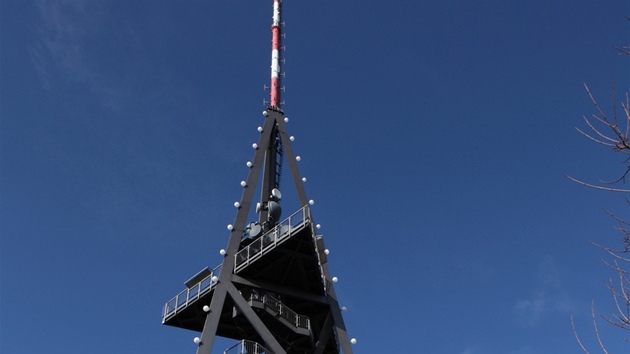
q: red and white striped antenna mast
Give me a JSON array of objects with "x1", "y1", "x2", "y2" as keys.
[{"x1": 269, "y1": 0, "x2": 283, "y2": 109}]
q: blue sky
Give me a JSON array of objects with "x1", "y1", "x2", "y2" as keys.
[{"x1": 1, "y1": 1, "x2": 629, "y2": 353}]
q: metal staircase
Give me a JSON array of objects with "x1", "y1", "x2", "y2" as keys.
[{"x1": 246, "y1": 290, "x2": 311, "y2": 337}]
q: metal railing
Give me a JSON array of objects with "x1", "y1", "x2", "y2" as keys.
[
  {"x1": 162, "y1": 205, "x2": 311, "y2": 322},
  {"x1": 162, "y1": 264, "x2": 222, "y2": 322},
  {"x1": 224, "y1": 340, "x2": 272, "y2": 354},
  {"x1": 235, "y1": 206, "x2": 310, "y2": 272},
  {"x1": 250, "y1": 292, "x2": 310, "y2": 331}
]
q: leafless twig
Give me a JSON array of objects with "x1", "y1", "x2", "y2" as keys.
[
  {"x1": 593, "y1": 298, "x2": 611, "y2": 354},
  {"x1": 569, "y1": 85, "x2": 630, "y2": 191},
  {"x1": 566, "y1": 175, "x2": 630, "y2": 193},
  {"x1": 572, "y1": 300, "x2": 610, "y2": 353},
  {"x1": 572, "y1": 313, "x2": 592, "y2": 354}
]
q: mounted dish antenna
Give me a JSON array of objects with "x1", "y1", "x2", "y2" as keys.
[
  {"x1": 270, "y1": 188, "x2": 282, "y2": 201},
  {"x1": 246, "y1": 222, "x2": 263, "y2": 238},
  {"x1": 268, "y1": 201, "x2": 282, "y2": 220}
]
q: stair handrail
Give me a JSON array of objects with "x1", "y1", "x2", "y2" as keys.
[
  {"x1": 261, "y1": 294, "x2": 311, "y2": 330},
  {"x1": 223, "y1": 339, "x2": 272, "y2": 354}
]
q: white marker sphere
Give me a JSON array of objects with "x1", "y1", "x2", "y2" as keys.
[
  {"x1": 219, "y1": 249, "x2": 226, "y2": 256},
  {"x1": 203, "y1": 305, "x2": 211, "y2": 312},
  {"x1": 302, "y1": 177, "x2": 307, "y2": 182},
  {"x1": 227, "y1": 224, "x2": 233, "y2": 230},
  {"x1": 296, "y1": 156, "x2": 301, "y2": 161},
  {"x1": 262, "y1": 111, "x2": 268, "y2": 116},
  {"x1": 246, "y1": 161, "x2": 253, "y2": 168},
  {"x1": 234, "y1": 202, "x2": 240, "y2": 208},
  {"x1": 350, "y1": 338, "x2": 357, "y2": 345},
  {"x1": 332, "y1": 277, "x2": 338, "y2": 283},
  {"x1": 193, "y1": 337, "x2": 201, "y2": 344},
  {"x1": 257, "y1": 126, "x2": 263, "y2": 132},
  {"x1": 252, "y1": 143, "x2": 258, "y2": 149},
  {"x1": 240, "y1": 181, "x2": 247, "y2": 187},
  {"x1": 309, "y1": 200, "x2": 314, "y2": 205},
  {"x1": 290, "y1": 136, "x2": 295, "y2": 141},
  {"x1": 284, "y1": 117, "x2": 289, "y2": 123}
]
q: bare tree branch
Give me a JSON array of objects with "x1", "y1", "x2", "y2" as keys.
[
  {"x1": 605, "y1": 209, "x2": 630, "y2": 226},
  {"x1": 566, "y1": 175, "x2": 630, "y2": 193},
  {"x1": 576, "y1": 127, "x2": 619, "y2": 147},
  {"x1": 593, "y1": 299, "x2": 611, "y2": 354},
  {"x1": 583, "y1": 83, "x2": 630, "y2": 153},
  {"x1": 572, "y1": 20, "x2": 629, "y2": 351},
  {"x1": 577, "y1": 115, "x2": 619, "y2": 145},
  {"x1": 572, "y1": 313, "x2": 592, "y2": 354}
]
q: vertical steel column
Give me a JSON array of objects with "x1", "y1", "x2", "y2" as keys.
[{"x1": 258, "y1": 122, "x2": 279, "y2": 227}]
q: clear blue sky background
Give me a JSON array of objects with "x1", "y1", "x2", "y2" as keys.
[{"x1": 1, "y1": 1, "x2": 629, "y2": 353}]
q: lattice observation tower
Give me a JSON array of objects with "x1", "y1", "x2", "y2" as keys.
[{"x1": 161, "y1": 1, "x2": 355, "y2": 353}]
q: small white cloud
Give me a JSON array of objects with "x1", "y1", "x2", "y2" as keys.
[
  {"x1": 31, "y1": 0, "x2": 91, "y2": 85},
  {"x1": 514, "y1": 292, "x2": 547, "y2": 327},
  {"x1": 513, "y1": 257, "x2": 575, "y2": 327},
  {"x1": 29, "y1": 0, "x2": 125, "y2": 109}
]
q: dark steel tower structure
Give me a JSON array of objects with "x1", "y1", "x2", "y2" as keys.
[{"x1": 161, "y1": 1, "x2": 355, "y2": 353}]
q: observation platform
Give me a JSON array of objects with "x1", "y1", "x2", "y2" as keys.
[{"x1": 162, "y1": 206, "x2": 333, "y2": 351}]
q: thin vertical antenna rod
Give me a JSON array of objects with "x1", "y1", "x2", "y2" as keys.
[{"x1": 270, "y1": 0, "x2": 282, "y2": 108}]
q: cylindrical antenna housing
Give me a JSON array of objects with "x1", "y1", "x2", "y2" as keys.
[{"x1": 270, "y1": 0, "x2": 282, "y2": 108}]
